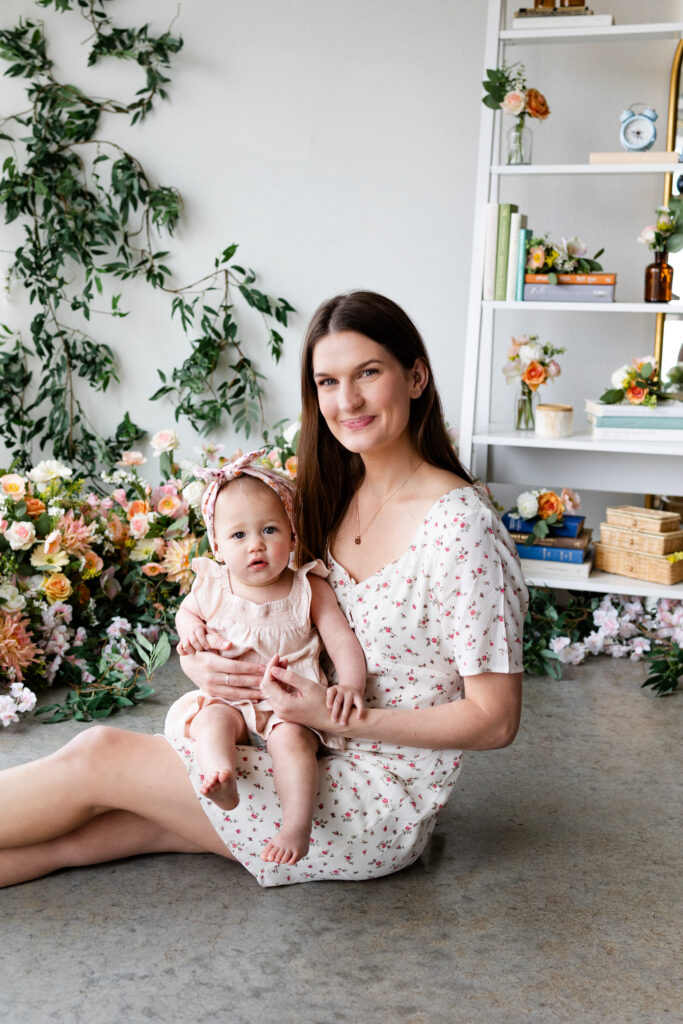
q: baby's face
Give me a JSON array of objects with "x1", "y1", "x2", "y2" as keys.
[{"x1": 213, "y1": 481, "x2": 293, "y2": 588}]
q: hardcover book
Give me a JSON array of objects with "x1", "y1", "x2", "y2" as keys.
[
  {"x1": 525, "y1": 273, "x2": 616, "y2": 285},
  {"x1": 521, "y1": 556, "x2": 594, "y2": 580},
  {"x1": 502, "y1": 512, "x2": 585, "y2": 538},
  {"x1": 516, "y1": 544, "x2": 586, "y2": 564},
  {"x1": 515, "y1": 226, "x2": 530, "y2": 301},
  {"x1": 589, "y1": 425, "x2": 683, "y2": 441},
  {"x1": 585, "y1": 399, "x2": 683, "y2": 418},
  {"x1": 523, "y1": 283, "x2": 614, "y2": 302},
  {"x1": 587, "y1": 414, "x2": 683, "y2": 431},
  {"x1": 508, "y1": 529, "x2": 592, "y2": 551},
  {"x1": 494, "y1": 204, "x2": 518, "y2": 301}
]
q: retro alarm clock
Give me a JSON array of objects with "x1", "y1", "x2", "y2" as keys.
[{"x1": 619, "y1": 105, "x2": 658, "y2": 152}]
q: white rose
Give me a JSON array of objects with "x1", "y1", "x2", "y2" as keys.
[
  {"x1": 610, "y1": 364, "x2": 631, "y2": 390},
  {"x1": 517, "y1": 491, "x2": 539, "y2": 519},
  {"x1": 27, "y1": 460, "x2": 73, "y2": 484},
  {"x1": 0, "y1": 582, "x2": 26, "y2": 612},
  {"x1": 182, "y1": 479, "x2": 205, "y2": 510},
  {"x1": 282, "y1": 419, "x2": 301, "y2": 445},
  {"x1": 5, "y1": 520, "x2": 36, "y2": 550},
  {"x1": 518, "y1": 341, "x2": 544, "y2": 367},
  {"x1": 502, "y1": 361, "x2": 522, "y2": 382},
  {"x1": 150, "y1": 429, "x2": 180, "y2": 456}
]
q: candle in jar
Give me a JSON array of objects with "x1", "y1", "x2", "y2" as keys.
[{"x1": 535, "y1": 403, "x2": 573, "y2": 438}]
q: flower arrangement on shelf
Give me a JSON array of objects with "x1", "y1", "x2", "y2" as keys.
[
  {"x1": 525, "y1": 234, "x2": 604, "y2": 281},
  {"x1": 481, "y1": 62, "x2": 549, "y2": 165},
  {"x1": 637, "y1": 197, "x2": 683, "y2": 253},
  {"x1": 600, "y1": 354, "x2": 682, "y2": 407},
  {"x1": 510, "y1": 486, "x2": 581, "y2": 546},
  {"x1": 502, "y1": 334, "x2": 566, "y2": 430},
  {"x1": 0, "y1": 423, "x2": 301, "y2": 726}
]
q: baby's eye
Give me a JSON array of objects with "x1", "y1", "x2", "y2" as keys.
[
  {"x1": 263, "y1": 526, "x2": 278, "y2": 535},
  {"x1": 232, "y1": 531, "x2": 245, "y2": 539}
]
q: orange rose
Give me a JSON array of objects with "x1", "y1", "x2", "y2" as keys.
[
  {"x1": 526, "y1": 88, "x2": 550, "y2": 120},
  {"x1": 521, "y1": 361, "x2": 547, "y2": 392},
  {"x1": 42, "y1": 573, "x2": 73, "y2": 604},
  {"x1": 107, "y1": 516, "x2": 129, "y2": 544},
  {"x1": 625, "y1": 385, "x2": 648, "y2": 405},
  {"x1": 537, "y1": 491, "x2": 565, "y2": 521},
  {"x1": 24, "y1": 497, "x2": 46, "y2": 519},
  {"x1": 126, "y1": 499, "x2": 150, "y2": 520},
  {"x1": 141, "y1": 563, "x2": 165, "y2": 577}
]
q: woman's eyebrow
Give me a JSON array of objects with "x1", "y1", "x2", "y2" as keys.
[{"x1": 313, "y1": 358, "x2": 382, "y2": 379}]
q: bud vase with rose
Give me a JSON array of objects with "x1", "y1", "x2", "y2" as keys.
[
  {"x1": 503, "y1": 334, "x2": 565, "y2": 430},
  {"x1": 637, "y1": 198, "x2": 683, "y2": 303},
  {"x1": 482, "y1": 63, "x2": 550, "y2": 166}
]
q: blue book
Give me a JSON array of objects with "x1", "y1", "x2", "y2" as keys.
[
  {"x1": 503, "y1": 511, "x2": 585, "y2": 538},
  {"x1": 516, "y1": 544, "x2": 586, "y2": 564},
  {"x1": 515, "y1": 227, "x2": 530, "y2": 301},
  {"x1": 588, "y1": 415, "x2": 683, "y2": 429}
]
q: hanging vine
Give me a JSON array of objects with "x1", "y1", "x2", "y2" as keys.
[{"x1": 0, "y1": 0, "x2": 294, "y2": 478}]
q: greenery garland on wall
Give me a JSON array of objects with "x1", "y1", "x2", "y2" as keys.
[{"x1": 0, "y1": 0, "x2": 294, "y2": 479}]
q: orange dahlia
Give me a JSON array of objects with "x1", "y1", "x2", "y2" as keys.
[{"x1": 0, "y1": 611, "x2": 40, "y2": 681}]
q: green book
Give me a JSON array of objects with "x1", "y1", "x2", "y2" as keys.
[{"x1": 494, "y1": 203, "x2": 518, "y2": 301}]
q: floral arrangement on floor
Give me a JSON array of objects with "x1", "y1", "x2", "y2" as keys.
[
  {"x1": 481, "y1": 62, "x2": 549, "y2": 164},
  {"x1": 637, "y1": 197, "x2": 683, "y2": 253},
  {"x1": 600, "y1": 354, "x2": 683, "y2": 408},
  {"x1": 525, "y1": 234, "x2": 604, "y2": 281},
  {"x1": 510, "y1": 486, "x2": 581, "y2": 545},
  {"x1": 0, "y1": 424, "x2": 300, "y2": 726}
]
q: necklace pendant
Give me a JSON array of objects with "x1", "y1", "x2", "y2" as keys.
[{"x1": 354, "y1": 536, "x2": 361, "y2": 545}]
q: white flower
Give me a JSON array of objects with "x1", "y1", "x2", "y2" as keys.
[
  {"x1": 282, "y1": 419, "x2": 300, "y2": 445},
  {"x1": 516, "y1": 491, "x2": 539, "y2": 519},
  {"x1": 0, "y1": 582, "x2": 26, "y2": 612},
  {"x1": 549, "y1": 636, "x2": 570, "y2": 653},
  {"x1": 182, "y1": 479, "x2": 205, "y2": 510},
  {"x1": 610, "y1": 364, "x2": 631, "y2": 390},
  {"x1": 0, "y1": 695, "x2": 19, "y2": 727},
  {"x1": 151, "y1": 429, "x2": 180, "y2": 456},
  {"x1": 562, "y1": 236, "x2": 587, "y2": 258},
  {"x1": 27, "y1": 460, "x2": 73, "y2": 484},
  {"x1": 5, "y1": 520, "x2": 36, "y2": 551},
  {"x1": 117, "y1": 450, "x2": 146, "y2": 466},
  {"x1": 637, "y1": 225, "x2": 656, "y2": 246},
  {"x1": 502, "y1": 360, "x2": 522, "y2": 382},
  {"x1": 518, "y1": 341, "x2": 544, "y2": 367},
  {"x1": 106, "y1": 616, "x2": 132, "y2": 639},
  {"x1": 583, "y1": 631, "x2": 605, "y2": 656}
]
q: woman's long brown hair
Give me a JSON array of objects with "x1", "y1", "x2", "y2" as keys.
[{"x1": 294, "y1": 291, "x2": 473, "y2": 564}]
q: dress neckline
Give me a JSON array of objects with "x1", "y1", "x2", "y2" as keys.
[{"x1": 328, "y1": 484, "x2": 476, "y2": 586}]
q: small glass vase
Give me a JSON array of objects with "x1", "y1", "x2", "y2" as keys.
[
  {"x1": 505, "y1": 116, "x2": 532, "y2": 166},
  {"x1": 644, "y1": 250, "x2": 673, "y2": 303},
  {"x1": 515, "y1": 383, "x2": 535, "y2": 431}
]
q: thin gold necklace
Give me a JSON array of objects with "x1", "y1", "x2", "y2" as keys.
[{"x1": 354, "y1": 461, "x2": 423, "y2": 544}]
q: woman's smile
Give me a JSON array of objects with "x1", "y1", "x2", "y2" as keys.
[{"x1": 340, "y1": 415, "x2": 376, "y2": 430}]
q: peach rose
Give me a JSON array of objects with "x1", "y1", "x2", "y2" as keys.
[
  {"x1": 126, "y1": 499, "x2": 150, "y2": 520},
  {"x1": 501, "y1": 90, "x2": 526, "y2": 116},
  {"x1": 129, "y1": 513, "x2": 150, "y2": 540},
  {"x1": 106, "y1": 516, "x2": 129, "y2": 544},
  {"x1": 537, "y1": 491, "x2": 565, "y2": 521},
  {"x1": 43, "y1": 573, "x2": 73, "y2": 604},
  {"x1": 117, "y1": 450, "x2": 146, "y2": 466},
  {"x1": 141, "y1": 562, "x2": 165, "y2": 577},
  {"x1": 24, "y1": 497, "x2": 46, "y2": 519},
  {"x1": 1, "y1": 473, "x2": 27, "y2": 500},
  {"x1": 526, "y1": 88, "x2": 550, "y2": 120},
  {"x1": 626, "y1": 385, "x2": 648, "y2": 404},
  {"x1": 521, "y1": 361, "x2": 547, "y2": 391}
]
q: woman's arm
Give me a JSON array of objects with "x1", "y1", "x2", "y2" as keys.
[
  {"x1": 263, "y1": 661, "x2": 522, "y2": 751},
  {"x1": 179, "y1": 645, "x2": 267, "y2": 702}
]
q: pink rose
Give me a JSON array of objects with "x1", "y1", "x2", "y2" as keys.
[
  {"x1": 99, "y1": 497, "x2": 114, "y2": 513},
  {"x1": 129, "y1": 513, "x2": 150, "y2": 540},
  {"x1": 112, "y1": 488, "x2": 127, "y2": 507},
  {"x1": 546, "y1": 359, "x2": 561, "y2": 378},
  {"x1": 501, "y1": 90, "x2": 526, "y2": 116},
  {"x1": 6, "y1": 520, "x2": 36, "y2": 551},
  {"x1": 117, "y1": 450, "x2": 147, "y2": 466}
]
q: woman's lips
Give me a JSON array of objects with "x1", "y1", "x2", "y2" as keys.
[{"x1": 341, "y1": 415, "x2": 375, "y2": 430}]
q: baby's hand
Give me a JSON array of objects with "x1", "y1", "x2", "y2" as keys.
[
  {"x1": 176, "y1": 622, "x2": 211, "y2": 656},
  {"x1": 326, "y1": 685, "x2": 365, "y2": 726}
]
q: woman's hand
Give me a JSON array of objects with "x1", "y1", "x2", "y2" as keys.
[
  {"x1": 179, "y1": 638, "x2": 267, "y2": 702},
  {"x1": 260, "y1": 655, "x2": 354, "y2": 733}
]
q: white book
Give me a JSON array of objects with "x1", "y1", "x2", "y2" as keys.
[
  {"x1": 482, "y1": 202, "x2": 499, "y2": 301},
  {"x1": 513, "y1": 14, "x2": 613, "y2": 30},
  {"x1": 591, "y1": 426, "x2": 683, "y2": 441},
  {"x1": 505, "y1": 212, "x2": 526, "y2": 302},
  {"x1": 585, "y1": 398, "x2": 683, "y2": 418},
  {"x1": 523, "y1": 556, "x2": 594, "y2": 580}
]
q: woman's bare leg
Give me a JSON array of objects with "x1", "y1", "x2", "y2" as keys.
[
  {"x1": 188, "y1": 704, "x2": 248, "y2": 810},
  {"x1": 0, "y1": 809, "x2": 219, "y2": 888},
  {"x1": 261, "y1": 723, "x2": 319, "y2": 866},
  {"x1": 0, "y1": 725, "x2": 237, "y2": 885}
]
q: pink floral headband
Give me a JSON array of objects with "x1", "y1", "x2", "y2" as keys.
[{"x1": 194, "y1": 449, "x2": 296, "y2": 557}]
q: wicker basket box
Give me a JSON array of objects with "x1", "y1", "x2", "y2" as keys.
[
  {"x1": 599, "y1": 522, "x2": 683, "y2": 555},
  {"x1": 605, "y1": 506, "x2": 681, "y2": 533},
  {"x1": 594, "y1": 542, "x2": 683, "y2": 585}
]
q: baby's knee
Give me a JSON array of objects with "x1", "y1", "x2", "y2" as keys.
[{"x1": 268, "y1": 722, "x2": 318, "y2": 754}]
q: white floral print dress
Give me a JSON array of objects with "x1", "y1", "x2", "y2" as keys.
[{"x1": 163, "y1": 486, "x2": 528, "y2": 888}]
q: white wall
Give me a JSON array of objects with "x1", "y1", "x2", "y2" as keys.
[{"x1": 0, "y1": 0, "x2": 681, "y2": 517}]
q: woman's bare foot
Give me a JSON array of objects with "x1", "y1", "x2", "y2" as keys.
[
  {"x1": 261, "y1": 824, "x2": 311, "y2": 865},
  {"x1": 199, "y1": 769, "x2": 239, "y2": 811}
]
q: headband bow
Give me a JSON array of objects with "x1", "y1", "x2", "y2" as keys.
[{"x1": 194, "y1": 449, "x2": 296, "y2": 557}]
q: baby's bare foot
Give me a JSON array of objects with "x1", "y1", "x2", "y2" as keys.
[
  {"x1": 261, "y1": 825, "x2": 311, "y2": 865},
  {"x1": 200, "y1": 769, "x2": 239, "y2": 811}
]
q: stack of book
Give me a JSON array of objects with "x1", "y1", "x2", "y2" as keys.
[
  {"x1": 585, "y1": 399, "x2": 683, "y2": 441},
  {"x1": 513, "y1": 8, "x2": 613, "y2": 29},
  {"x1": 594, "y1": 506, "x2": 683, "y2": 586},
  {"x1": 502, "y1": 511, "x2": 593, "y2": 579},
  {"x1": 524, "y1": 272, "x2": 616, "y2": 303}
]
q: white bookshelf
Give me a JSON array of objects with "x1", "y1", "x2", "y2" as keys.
[{"x1": 460, "y1": 1, "x2": 683, "y2": 599}]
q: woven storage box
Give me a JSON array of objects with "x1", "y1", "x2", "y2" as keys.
[
  {"x1": 599, "y1": 522, "x2": 683, "y2": 555},
  {"x1": 605, "y1": 505, "x2": 680, "y2": 533},
  {"x1": 594, "y1": 542, "x2": 683, "y2": 585}
]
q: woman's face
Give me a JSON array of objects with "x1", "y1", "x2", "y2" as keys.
[{"x1": 311, "y1": 331, "x2": 425, "y2": 457}]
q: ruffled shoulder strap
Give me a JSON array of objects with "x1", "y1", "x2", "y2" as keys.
[
  {"x1": 298, "y1": 558, "x2": 330, "y2": 580},
  {"x1": 291, "y1": 559, "x2": 329, "y2": 625},
  {"x1": 191, "y1": 555, "x2": 226, "y2": 581}
]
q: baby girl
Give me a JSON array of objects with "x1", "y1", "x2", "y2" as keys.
[{"x1": 166, "y1": 450, "x2": 366, "y2": 866}]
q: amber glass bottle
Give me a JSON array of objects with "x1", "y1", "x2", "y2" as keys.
[{"x1": 644, "y1": 251, "x2": 673, "y2": 303}]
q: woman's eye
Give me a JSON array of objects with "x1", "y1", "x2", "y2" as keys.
[
  {"x1": 316, "y1": 377, "x2": 335, "y2": 388},
  {"x1": 360, "y1": 367, "x2": 378, "y2": 379}
]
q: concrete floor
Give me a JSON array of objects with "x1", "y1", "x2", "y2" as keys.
[{"x1": 1, "y1": 656, "x2": 680, "y2": 1024}]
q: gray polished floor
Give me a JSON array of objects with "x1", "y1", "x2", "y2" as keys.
[{"x1": 1, "y1": 656, "x2": 680, "y2": 1024}]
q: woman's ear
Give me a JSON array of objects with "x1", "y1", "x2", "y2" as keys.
[{"x1": 410, "y1": 358, "x2": 429, "y2": 398}]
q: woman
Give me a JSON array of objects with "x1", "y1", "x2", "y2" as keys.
[{"x1": 0, "y1": 291, "x2": 527, "y2": 888}]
